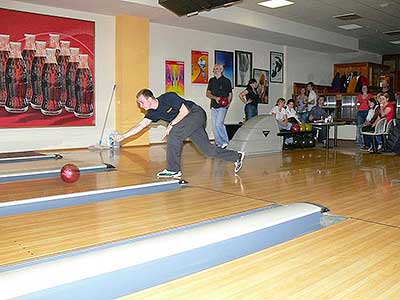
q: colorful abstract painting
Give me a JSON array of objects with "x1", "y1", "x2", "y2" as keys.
[
  {"x1": 253, "y1": 68, "x2": 269, "y2": 104},
  {"x1": 191, "y1": 50, "x2": 208, "y2": 84},
  {"x1": 214, "y1": 50, "x2": 233, "y2": 86},
  {"x1": 165, "y1": 60, "x2": 184, "y2": 95},
  {"x1": 0, "y1": 8, "x2": 95, "y2": 128}
]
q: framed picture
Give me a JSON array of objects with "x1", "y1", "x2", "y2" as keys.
[
  {"x1": 191, "y1": 50, "x2": 208, "y2": 84},
  {"x1": 253, "y1": 68, "x2": 269, "y2": 104},
  {"x1": 270, "y1": 51, "x2": 284, "y2": 83},
  {"x1": 165, "y1": 60, "x2": 184, "y2": 96},
  {"x1": 235, "y1": 50, "x2": 252, "y2": 87},
  {"x1": 214, "y1": 50, "x2": 234, "y2": 86},
  {"x1": 0, "y1": 8, "x2": 95, "y2": 128}
]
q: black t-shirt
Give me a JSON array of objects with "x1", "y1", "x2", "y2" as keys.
[
  {"x1": 207, "y1": 75, "x2": 232, "y2": 108},
  {"x1": 245, "y1": 87, "x2": 260, "y2": 106},
  {"x1": 145, "y1": 92, "x2": 195, "y2": 123}
]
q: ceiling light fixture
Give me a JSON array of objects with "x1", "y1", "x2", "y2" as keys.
[
  {"x1": 337, "y1": 24, "x2": 363, "y2": 30},
  {"x1": 389, "y1": 40, "x2": 400, "y2": 45},
  {"x1": 258, "y1": 0, "x2": 294, "y2": 9}
]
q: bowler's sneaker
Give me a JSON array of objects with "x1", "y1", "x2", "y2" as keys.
[
  {"x1": 157, "y1": 169, "x2": 182, "y2": 178},
  {"x1": 234, "y1": 151, "x2": 245, "y2": 173}
]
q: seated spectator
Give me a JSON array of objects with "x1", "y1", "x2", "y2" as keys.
[
  {"x1": 308, "y1": 96, "x2": 328, "y2": 144},
  {"x1": 286, "y1": 99, "x2": 301, "y2": 124},
  {"x1": 271, "y1": 98, "x2": 292, "y2": 144},
  {"x1": 363, "y1": 93, "x2": 395, "y2": 152},
  {"x1": 360, "y1": 98, "x2": 379, "y2": 151}
]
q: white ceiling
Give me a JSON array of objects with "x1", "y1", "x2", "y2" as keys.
[
  {"x1": 8, "y1": 0, "x2": 400, "y2": 55},
  {"x1": 239, "y1": 0, "x2": 400, "y2": 55}
]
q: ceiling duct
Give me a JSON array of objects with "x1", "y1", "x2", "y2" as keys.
[{"x1": 158, "y1": 0, "x2": 241, "y2": 16}]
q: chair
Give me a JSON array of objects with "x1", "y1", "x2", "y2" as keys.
[
  {"x1": 383, "y1": 119, "x2": 397, "y2": 151},
  {"x1": 362, "y1": 118, "x2": 387, "y2": 152}
]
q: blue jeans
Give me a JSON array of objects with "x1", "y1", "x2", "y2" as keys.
[
  {"x1": 298, "y1": 111, "x2": 308, "y2": 123},
  {"x1": 245, "y1": 104, "x2": 258, "y2": 121},
  {"x1": 356, "y1": 110, "x2": 368, "y2": 145},
  {"x1": 279, "y1": 122, "x2": 293, "y2": 144},
  {"x1": 211, "y1": 107, "x2": 229, "y2": 146}
]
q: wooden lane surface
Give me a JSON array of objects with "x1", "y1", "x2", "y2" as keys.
[
  {"x1": 174, "y1": 145, "x2": 400, "y2": 227},
  {"x1": 0, "y1": 150, "x2": 112, "y2": 175},
  {"x1": 120, "y1": 219, "x2": 400, "y2": 300},
  {"x1": 0, "y1": 187, "x2": 271, "y2": 267},
  {"x1": 0, "y1": 148, "x2": 154, "y2": 203}
]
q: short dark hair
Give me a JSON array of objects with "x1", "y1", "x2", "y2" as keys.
[
  {"x1": 307, "y1": 82, "x2": 314, "y2": 88},
  {"x1": 287, "y1": 99, "x2": 295, "y2": 105},
  {"x1": 136, "y1": 88, "x2": 154, "y2": 99}
]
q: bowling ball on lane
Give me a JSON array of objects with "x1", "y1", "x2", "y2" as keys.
[{"x1": 60, "y1": 163, "x2": 80, "y2": 183}]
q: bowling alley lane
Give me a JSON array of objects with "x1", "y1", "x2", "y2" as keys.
[{"x1": 0, "y1": 186, "x2": 270, "y2": 267}]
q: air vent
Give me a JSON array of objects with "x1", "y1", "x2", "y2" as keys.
[
  {"x1": 333, "y1": 13, "x2": 362, "y2": 21},
  {"x1": 383, "y1": 30, "x2": 400, "y2": 36}
]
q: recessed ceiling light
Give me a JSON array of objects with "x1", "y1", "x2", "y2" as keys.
[
  {"x1": 337, "y1": 24, "x2": 363, "y2": 30},
  {"x1": 258, "y1": 0, "x2": 294, "y2": 9},
  {"x1": 389, "y1": 40, "x2": 400, "y2": 44}
]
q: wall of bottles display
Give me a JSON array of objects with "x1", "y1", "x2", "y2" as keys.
[{"x1": 0, "y1": 33, "x2": 93, "y2": 118}]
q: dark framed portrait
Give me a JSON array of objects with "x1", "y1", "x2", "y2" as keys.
[
  {"x1": 214, "y1": 50, "x2": 234, "y2": 85},
  {"x1": 270, "y1": 51, "x2": 284, "y2": 83},
  {"x1": 253, "y1": 68, "x2": 269, "y2": 104},
  {"x1": 235, "y1": 50, "x2": 252, "y2": 87}
]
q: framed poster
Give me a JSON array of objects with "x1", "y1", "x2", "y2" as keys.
[
  {"x1": 191, "y1": 50, "x2": 208, "y2": 84},
  {"x1": 0, "y1": 8, "x2": 95, "y2": 128},
  {"x1": 253, "y1": 68, "x2": 269, "y2": 104},
  {"x1": 165, "y1": 60, "x2": 184, "y2": 96},
  {"x1": 270, "y1": 51, "x2": 284, "y2": 83},
  {"x1": 235, "y1": 50, "x2": 252, "y2": 87},
  {"x1": 214, "y1": 50, "x2": 233, "y2": 85}
]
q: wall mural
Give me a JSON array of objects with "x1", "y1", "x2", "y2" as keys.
[{"x1": 0, "y1": 8, "x2": 95, "y2": 128}]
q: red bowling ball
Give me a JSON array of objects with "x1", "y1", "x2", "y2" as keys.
[
  {"x1": 218, "y1": 96, "x2": 229, "y2": 108},
  {"x1": 291, "y1": 123, "x2": 300, "y2": 133},
  {"x1": 60, "y1": 163, "x2": 80, "y2": 183}
]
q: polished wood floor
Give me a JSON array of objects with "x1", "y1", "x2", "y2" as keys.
[{"x1": 1, "y1": 143, "x2": 400, "y2": 299}]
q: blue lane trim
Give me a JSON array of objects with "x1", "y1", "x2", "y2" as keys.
[
  {"x1": 15, "y1": 212, "x2": 321, "y2": 300},
  {"x1": 0, "y1": 154, "x2": 62, "y2": 164},
  {"x1": 1, "y1": 204, "x2": 279, "y2": 273},
  {"x1": 0, "y1": 181, "x2": 181, "y2": 218},
  {"x1": 0, "y1": 164, "x2": 113, "y2": 183}
]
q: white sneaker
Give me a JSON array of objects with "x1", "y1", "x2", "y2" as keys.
[
  {"x1": 377, "y1": 144, "x2": 383, "y2": 152},
  {"x1": 157, "y1": 169, "x2": 182, "y2": 178},
  {"x1": 221, "y1": 143, "x2": 228, "y2": 149},
  {"x1": 234, "y1": 151, "x2": 245, "y2": 173}
]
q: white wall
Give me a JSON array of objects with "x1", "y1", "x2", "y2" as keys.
[
  {"x1": 148, "y1": 23, "x2": 349, "y2": 142},
  {"x1": 0, "y1": 1, "x2": 115, "y2": 152},
  {"x1": 149, "y1": 23, "x2": 286, "y2": 142}
]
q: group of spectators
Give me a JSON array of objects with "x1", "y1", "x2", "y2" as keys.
[{"x1": 206, "y1": 64, "x2": 397, "y2": 152}]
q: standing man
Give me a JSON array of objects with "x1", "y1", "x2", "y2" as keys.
[
  {"x1": 206, "y1": 64, "x2": 232, "y2": 149},
  {"x1": 116, "y1": 89, "x2": 245, "y2": 178}
]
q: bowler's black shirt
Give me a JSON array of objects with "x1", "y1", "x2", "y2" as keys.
[{"x1": 145, "y1": 92, "x2": 195, "y2": 123}]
